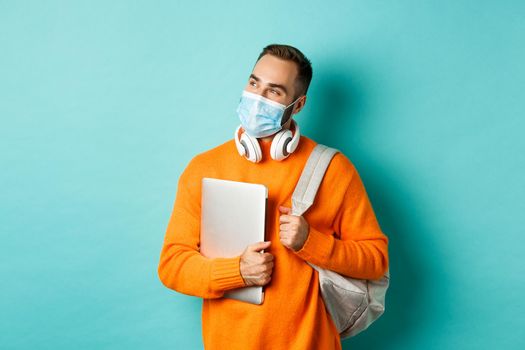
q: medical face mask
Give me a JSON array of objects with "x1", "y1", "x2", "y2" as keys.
[{"x1": 236, "y1": 90, "x2": 301, "y2": 138}]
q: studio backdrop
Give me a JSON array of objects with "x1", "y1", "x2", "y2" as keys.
[{"x1": 1, "y1": 1, "x2": 524, "y2": 349}]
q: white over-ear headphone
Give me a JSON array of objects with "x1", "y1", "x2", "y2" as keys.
[{"x1": 234, "y1": 119, "x2": 301, "y2": 163}]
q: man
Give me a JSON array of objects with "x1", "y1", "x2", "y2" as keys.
[{"x1": 158, "y1": 44, "x2": 389, "y2": 350}]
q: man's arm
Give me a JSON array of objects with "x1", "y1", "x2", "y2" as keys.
[
  {"x1": 157, "y1": 160, "x2": 247, "y2": 298},
  {"x1": 293, "y1": 159, "x2": 389, "y2": 280}
]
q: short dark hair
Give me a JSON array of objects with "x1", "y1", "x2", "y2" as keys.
[{"x1": 256, "y1": 44, "x2": 313, "y2": 98}]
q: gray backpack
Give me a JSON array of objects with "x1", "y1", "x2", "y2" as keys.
[{"x1": 292, "y1": 144, "x2": 390, "y2": 339}]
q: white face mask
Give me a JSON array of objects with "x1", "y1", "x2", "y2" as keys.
[{"x1": 236, "y1": 90, "x2": 301, "y2": 138}]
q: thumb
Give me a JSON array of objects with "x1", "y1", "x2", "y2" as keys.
[
  {"x1": 279, "y1": 206, "x2": 292, "y2": 214},
  {"x1": 249, "y1": 241, "x2": 272, "y2": 252}
]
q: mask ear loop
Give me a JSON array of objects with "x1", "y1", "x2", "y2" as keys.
[
  {"x1": 287, "y1": 95, "x2": 303, "y2": 109},
  {"x1": 280, "y1": 95, "x2": 303, "y2": 126}
]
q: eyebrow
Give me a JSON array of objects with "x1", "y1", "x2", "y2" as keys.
[{"x1": 250, "y1": 74, "x2": 288, "y2": 95}]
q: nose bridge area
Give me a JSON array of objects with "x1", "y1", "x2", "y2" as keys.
[
  {"x1": 254, "y1": 83, "x2": 270, "y2": 99},
  {"x1": 261, "y1": 90, "x2": 271, "y2": 99}
]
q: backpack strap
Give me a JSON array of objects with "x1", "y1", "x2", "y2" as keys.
[{"x1": 291, "y1": 144, "x2": 339, "y2": 216}]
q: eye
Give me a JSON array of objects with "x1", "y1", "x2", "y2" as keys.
[
  {"x1": 270, "y1": 89, "x2": 280, "y2": 95},
  {"x1": 249, "y1": 81, "x2": 257, "y2": 87}
]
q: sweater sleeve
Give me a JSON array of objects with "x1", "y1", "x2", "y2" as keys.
[
  {"x1": 157, "y1": 158, "x2": 247, "y2": 298},
  {"x1": 293, "y1": 160, "x2": 389, "y2": 280}
]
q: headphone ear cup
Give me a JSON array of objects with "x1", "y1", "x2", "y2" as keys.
[
  {"x1": 240, "y1": 132, "x2": 262, "y2": 163},
  {"x1": 270, "y1": 129, "x2": 293, "y2": 161}
]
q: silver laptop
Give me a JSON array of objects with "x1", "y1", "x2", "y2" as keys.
[{"x1": 200, "y1": 177, "x2": 268, "y2": 304}]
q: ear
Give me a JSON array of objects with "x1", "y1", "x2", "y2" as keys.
[{"x1": 293, "y1": 95, "x2": 307, "y2": 115}]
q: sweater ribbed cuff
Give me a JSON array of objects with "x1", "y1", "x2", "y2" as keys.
[
  {"x1": 210, "y1": 256, "x2": 246, "y2": 292},
  {"x1": 294, "y1": 226, "x2": 334, "y2": 265}
]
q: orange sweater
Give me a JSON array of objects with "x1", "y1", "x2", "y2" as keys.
[{"x1": 158, "y1": 135, "x2": 389, "y2": 350}]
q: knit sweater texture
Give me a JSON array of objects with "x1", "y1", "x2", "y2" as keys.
[{"x1": 158, "y1": 135, "x2": 389, "y2": 349}]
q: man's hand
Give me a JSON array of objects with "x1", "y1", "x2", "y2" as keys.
[
  {"x1": 279, "y1": 206, "x2": 309, "y2": 252},
  {"x1": 240, "y1": 241, "x2": 274, "y2": 287}
]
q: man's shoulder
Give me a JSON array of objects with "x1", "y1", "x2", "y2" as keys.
[
  {"x1": 305, "y1": 137, "x2": 356, "y2": 176},
  {"x1": 194, "y1": 138, "x2": 235, "y2": 161},
  {"x1": 332, "y1": 149, "x2": 356, "y2": 175},
  {"x1": 182, "y1": 138, "x2": 236, "y2": 174}
]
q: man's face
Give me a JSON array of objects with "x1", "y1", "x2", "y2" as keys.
[{"x1": 244, "y1": 54, "x2": 301, "y2": 106}]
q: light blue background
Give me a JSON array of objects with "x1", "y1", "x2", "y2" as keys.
[{"x1": 1, "y1": 1, "x2": 524, "y2": 349}]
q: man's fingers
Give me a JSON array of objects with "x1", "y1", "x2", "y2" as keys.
[
  {"x1": 262, "y1": 253, "x2": 274, "y2": 262},
  {"x1": 280, "y1": 223, "x2": 291, "y2": 231},
  {"x1": 279, "y1": 214, "x2": 294, "y2": 223},
  {"x1": 249, "y1": 241, "x2": 271, "y2": 252},
  {"x1": 279, "y1": 206, "x2": 291, "y2": 214},
  {"x1": 280, "y1": 237, "x2": 291, "y2": 249}
]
